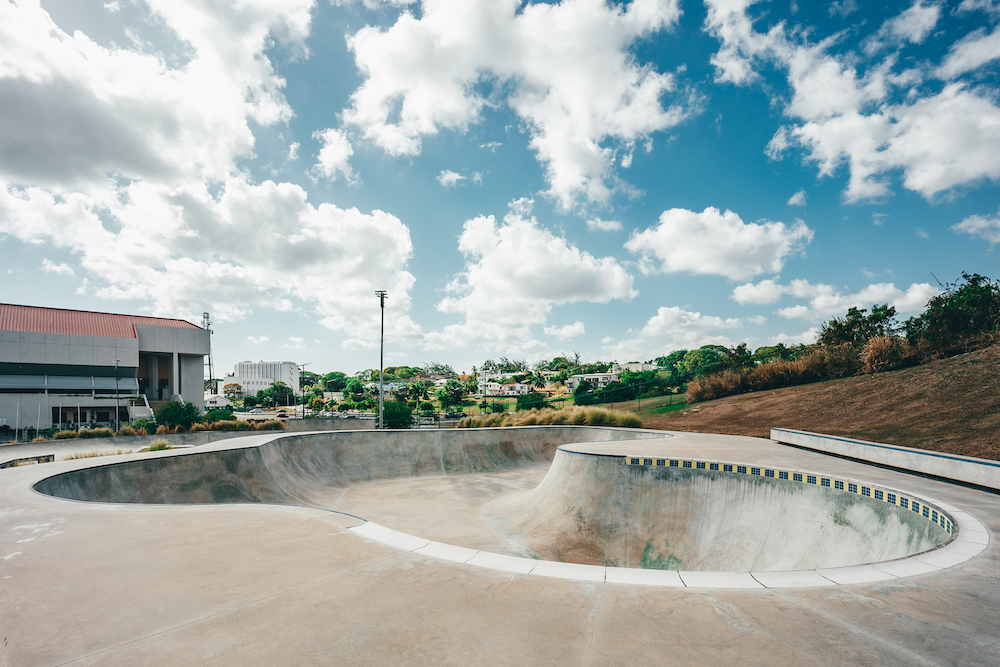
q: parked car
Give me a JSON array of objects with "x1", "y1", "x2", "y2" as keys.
[{"x1": 444, "y1": 411, "x2": 466, "y2": 419}]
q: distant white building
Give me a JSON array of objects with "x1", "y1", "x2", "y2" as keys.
[
  {"x1": 566, "y1": 372, "x2": 619, "y2": 393},
  {"x1": 204, "y1": 393, "x2": 232, "y2": 410},
  {"x1": 500, "y1": 382, "x2": 533, "y2": 397},
  {"x1": 611, "y1": 362, "x2": 656, "y2": 373},
  {"x1": 223, "y1": 360, "x2": 301, "y2": 397},
  {"x1": 480, "y1": 381, "x2": 502, "y2": 397}
]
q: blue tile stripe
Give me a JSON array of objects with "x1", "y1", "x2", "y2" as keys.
[{"x1": 623, "y1": 456, "x2": 954, "y2": 535}]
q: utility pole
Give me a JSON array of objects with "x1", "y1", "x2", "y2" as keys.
[
  {"x1": 299, "y1": 362, "x2": 311, "y2": 419},
  {"x1": 202, "y1": 313, "x2": 215, "y2": 394},
  {"x1": 115, "y1": 358, "x2": 121, "y2": 432},
  {"x1": 375, "y1": 291, "x2": 387, "y2": 429}
]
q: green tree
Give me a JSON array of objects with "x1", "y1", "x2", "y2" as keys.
[
  {"x1": 436, "y1": 379, "x2": 465, "y2": 408},
  {"x1": 819, "y1": 304, "x2": 898, "y2": 347},
  {"x1": 203, "y1": 409, "x2": 234, "y2": 423},
  {"x1": 677, "y1": 346, "x2": 728, "y2": 378},
  {"x1": 382, "y1": 400, "x2": 414, "y2": 428},
  {"x1": 516, "y1": 392, "x2": 547, "y2": 411},
  {"x1": 344, "y1": 378, "x2": 366, "y2": 401},
  {"x1": 222, "y1": 382, "x2": 243, "y2": 401},
  {"x1": 905, "y1": 273, "x2": 1000, "y2": 351},
  {"x1": 324, "y1": 372, "x2": 348, "y2": 391},
  {"x1": 155, "y1": 401, "x2": 201, "y2": 430}
]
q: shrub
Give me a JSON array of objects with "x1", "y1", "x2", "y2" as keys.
[
  {"x1": 147, "y1": 441, "x2": 171, "y2": 451},
  {"x1": 78, "y1": 428, "x2": 114, "y2": 439},
  {"x1": 154, "y1": 401, "x2": 201, "y2": 430},
  {"x1": 116, "y1": 426, "x2": 140, "y2": 436},
  {"x1": 190, "y1": 423, "x2": 211, "y2": 432},
  {"x1": 53, "y1": 430, "x2": 79, "y2": 440},
  {"x1": 208, "y1": 420, "x2": 253, "y2": 431},
  {"x1": 457, "y1": 406, "x2": 642, "y2": 429},
  {"x1": 905, "y1": 272, "x2": 1000, "y2": 355},
  {"x1": 861, "y1": 336, "x2": 907, "y2": 374},
  {"x1": 382, "y1": 400, "x2": 414, "y2": 429},
  {"x1": 253, "y1": 420, "x2": 285, "y2": 431},
  {"x1": 203, "y1": 409, "x2": 235, "y2": 423},
  {"x1": 156, "y1": 425, "x2": 174, "y2": 434},
  {"x1": 131, "y1": 419, "x2": 155, "y2": 435}
]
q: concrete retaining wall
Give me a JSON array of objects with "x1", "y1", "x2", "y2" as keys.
[{"x1": 771, "y1": 428, "x2": 1000, "y2": 491}]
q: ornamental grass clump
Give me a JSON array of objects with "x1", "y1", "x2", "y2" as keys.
[
  {"x1": 52, "y1": 430, "x2": 79, "y2": 440},
  {"x1": 457, "y1": 406, "x2": 641, "y2": 429},
  {"x1": 78, "y1": 428, "x2": 114, "y2": 439}
]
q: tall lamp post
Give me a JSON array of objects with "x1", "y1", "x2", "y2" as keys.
[
  {"x1": 114, "y1": 358, "x2": 121, "y2": 432},
  {"x1": 375, "y1": 290, "x2": 387, "y2": 429},
  {"x1": 298, "y1": 362, "x2": 311, "y2": 419}
]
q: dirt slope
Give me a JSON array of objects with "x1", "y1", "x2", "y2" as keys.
[{"x1": 643, "y1": 343, "x2": 1000, "y2": 461}]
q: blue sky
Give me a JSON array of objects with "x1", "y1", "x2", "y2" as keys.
[{"x1": 1, "y1": 0, "x2": 999, "y2": 376}]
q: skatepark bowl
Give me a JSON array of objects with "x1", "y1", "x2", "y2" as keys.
[
  {"x1": 3, "y1": 425, "x2": 998, "y2": 665},
  {"x1": 29, "y1": 427, "x2": 982, "y2": 582}
]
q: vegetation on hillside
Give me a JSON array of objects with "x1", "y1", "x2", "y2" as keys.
[
  {"x1": 687, "y1": 273, "x2": 1000, "y2": 403},
  {"x1": 457, "y1": 406, "x2": 642, "y2": 429}
]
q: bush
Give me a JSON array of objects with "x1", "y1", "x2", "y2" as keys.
[
  {"x1": 116, "y1": 425, "x2": 140, "y2": 436},
  {"x1": 156, "y1": 425, "x2": 175, "y2": 434},
  {"x1": 516, "y1": 392, "x2": 548, "y2": 411},
  {"x1": 147, "y1": 441, "x2": 171, "y2": 451},
  {"x1": 905, "y1": 273, "x2": 1000, "y2": 355},
  {"x1": 131, "y1": 419, "x2": 155, "y2": 435},
  {"x1": 154, "y1": 401, "x2": 201, "y2": 430},
  {"x1": 382, "y1": 400, "x2": 414, "y2": 429},
  {"x1": 253, "y1": 420, "x2": 285, "y2": 431},
  {"x1": 78, "y1": 428, "x2": 114, "y2": 439},
  {"x1": 53, "y1": 430, "x2": 79, "y2": 440},
  {"x1": 457, "y1": 406, "x2": 641, "y2": 429},
  {"x1": 207, "y1": 420, "x2": 252, "y2": 431},
  {"x1": 860, "y1": 336, "x2": 909, "y2": 374},
  {"x1": 203, "y1": 409, "x2": 235, "y2": 423}
]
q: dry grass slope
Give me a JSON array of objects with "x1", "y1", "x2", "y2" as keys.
[{"x1": 644, "y1": 343, "x2": 1000, "y2": 460}]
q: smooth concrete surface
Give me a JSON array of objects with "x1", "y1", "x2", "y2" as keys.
[
  {"x1": 772, "y1": 427, "x2": 1000, "y2": 491},
  {"x1": 2, "y1": 427, "x2": 1000, "y2": 665}
]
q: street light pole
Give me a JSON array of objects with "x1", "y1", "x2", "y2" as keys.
[
  {"x1": 114, "y1": 358, "x2": 121, "y2": 432},
  {"x1": 375, "y1": 290, "x2": 387, "y2": 429},
  {"x1": 299, "y1": 362, "x2": 311, "y2": 419}
]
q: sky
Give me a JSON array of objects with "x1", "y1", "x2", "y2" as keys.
[{"x1": 1, "y1": 0, "x2": 999, "y2": 376}]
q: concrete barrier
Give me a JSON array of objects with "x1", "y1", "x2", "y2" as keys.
[{"x1": 771, "y1": 428, "x2": 1000, "y2": 491}]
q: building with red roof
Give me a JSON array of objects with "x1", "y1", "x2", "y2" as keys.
[{"x1": 0, "y1": 304, "x2": 211, "y2": 433}]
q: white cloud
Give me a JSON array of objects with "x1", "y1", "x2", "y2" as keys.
[
  {"x1": 0, "y1": 0, "x2": 313, "y2": 190},
  {"x1": 732, "y1": 278, "x2": 787, "y2": 304},
  {"x1": 481, "y1": 141, "x2": 502, "y2": 152},
  {"x1": 0, "y1": 176, "x2": 422, "y2": 344},
  {"x1": 247, "y1": 336, "x2": 270, "y2": 344},
  {"x1": 287, "y1": 142, "x2": 300, "y2": 162},
  {"x1": 426, "y1": 200, "x2": 635, "y2": 352},
  {"x1": 40, "y1": 258, "x2": 75, "y2": 277},
  {"x1": 705, "y1": 0, "x2": 1000, "y2": 202},
  {"x1": 342, "y1": 0, "x2": 692, "y2": 209},
  {"x1": 787, "y1": 189, "x2": 807, "y2": 206},
  {"x1": 625, "y1": 207, "x2": 813, "y2": 280},
  {"x1": 953, "y1": 208, "x2": 1000, "y2": 244},
  {"x1": 938, "y1": 27, "x2": 1000, "y2": 79},
  {"x1": 828, "y1": 0, "x2": 858, "y2": 18},
  {"x1": 751, "y1": 279, "x2": 942, "y2": 321},
  {"x1": 437, "y1": 170, "x2": 465, "y2": 187},
  {"x1": 771, "y1": 327, "x2": 819, "y2": 345},
  {"x1": 282, "y1": 336, "x2": 306, "y2": 349},
  {"x1": 585, "y1": 217, "x2": 623, "y2": 231},
  {"x1": 864, "y1": 1, "x2": 941, "y2": 54},
  {"x1": 311, "y1": 129, "x2": 356, "y2": 183},
  {"x1": 604, "y1": 305, "x2": 748, "y2": 358},
  {"x1": 104, "y1": 1, "x2": 122, "y2": 12},
  {"x1": 544, "y1": 321, "x2": 586, "y2": 340}
]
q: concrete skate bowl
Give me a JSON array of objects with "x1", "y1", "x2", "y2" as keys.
[
  {"x1": 486, "y1": 447, "x2": 955, "y2": 572},
  {"x1": 30, "y1": 426, "x2": 662, "y2": 509}
]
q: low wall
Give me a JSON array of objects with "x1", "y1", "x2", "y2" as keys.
[
  {"x1": 771, "y1": 428, "x2": 1000, "y2": 492},
  {"x1": 286, "y1": 418, "x2": 374, "y2": 432}
]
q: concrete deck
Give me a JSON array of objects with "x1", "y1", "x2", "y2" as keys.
[{"x1": 2, "y1": 427, "x2": 999, "y2": 665}]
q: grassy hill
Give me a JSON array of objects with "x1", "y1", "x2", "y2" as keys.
[{"x1": 639, "y1": 343, "x2": 1000, "y2": 461}]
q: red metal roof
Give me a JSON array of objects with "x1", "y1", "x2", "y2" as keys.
[{"x1": 0, "y1": 304, "x2": 202, "y2": 339}]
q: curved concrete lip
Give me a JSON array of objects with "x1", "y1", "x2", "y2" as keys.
[{"x1": 18, "y1": 429, "x2": 992, "y2": 590}]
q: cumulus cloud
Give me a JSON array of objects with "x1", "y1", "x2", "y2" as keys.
[
  {"x1": 312, "y1": 129, "x2": 356, "y2": 183},
  {"x1": 771, "y1": 327, "x2": 819, "y2": 345},
  {"x1": 40, "y1": 258, "x2": 75, "y2": 278},
  {"x1": 544, "y1": 321, "x2": 586, "y2": 340},
  {"x1": 953, "y1": 208, "x2": 1000, "y2": 244},
  {"x1": 342, "y1": 0, "x2": 692, "y2": 209},
  {"x1": 705, "y1": 0, "x2": 1000, "y2": 202},
  {"x1": 586, "y1": 217, "x2": 623, "y2": 231},
  {"x1": 0, "y1": 0, "x2": 313, "y2": 190},
  {"x1": 787, "y1": 189, "x2": 807, "y2": 206},
  {"x1": 437, "y1": 170, "x2": 465, "y2": 187},
  {"x1": 282, "y1": 336, "x2": 306, "y2": 349},
  {"x1": 625, "y1": 207, "x2": 813, "y2": 280},
  {"x1": 247, "y1": 336, "x2": 270, "y2": 344},
  {"x1": 0, "y1": 176, "x2": 422, "y2": 343},
  {"x1": 734, "y1": 278, "x2": 941, "y2": 320},
  {"x1": 604, "y1": 305, "x2": 749, "y2": 358},
  {"x1": 938, "y1": 27, "x2": 1000, "y2": 79},
  {"x1": 426, "y1": 199, "x2": 635, "y2": 352}
]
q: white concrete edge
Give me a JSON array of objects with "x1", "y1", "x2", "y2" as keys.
[{"x1": 344, "y1": 520, "x2": 985, "y2": 589}]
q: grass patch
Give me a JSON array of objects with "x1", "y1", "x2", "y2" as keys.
[
  {"x1": 458, "y1": 406, "x2": 642, "y2": 429},
  {"x1": 64, "y1": 449, "x2": 133, "y2": 460},
  {"x1": 139, "y1": 440, "x2": 172, "y2": 452}
]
